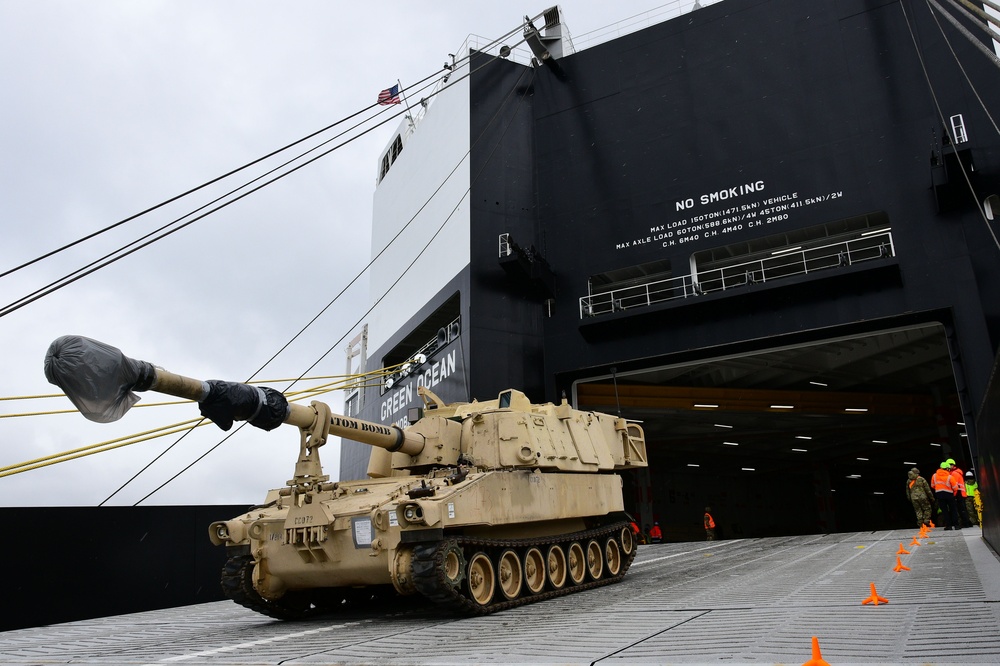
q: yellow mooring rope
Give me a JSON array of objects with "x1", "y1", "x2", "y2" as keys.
[{"x1": 0, "y1": 419, "x2": 207, "y2": 478}]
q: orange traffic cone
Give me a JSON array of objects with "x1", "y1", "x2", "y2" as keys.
[
  {"x1": 909, "y1": 536, "x2": 921, "y2": 546},
  {"x1": 896, "y1": 543, "x2": 910, "y2": 555},
  {"x1": 802, "y1": 636, "x2": 832, "y2": 666},
  {"x1": 893, "y1": 556, "x2": 911, "y2": 572},
  {"x1": 861, "y1": 582, "x2": 889, "y2": 605}
]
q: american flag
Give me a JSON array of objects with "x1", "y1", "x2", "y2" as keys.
[{"x1": 377, "y1": 84, "x2": 401, "y2": 105}]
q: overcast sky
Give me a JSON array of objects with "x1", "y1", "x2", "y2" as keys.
[{"x1": 0, "y1": 0, "x2": 707, "y2": 507}]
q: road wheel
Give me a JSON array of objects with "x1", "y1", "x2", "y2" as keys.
[
  {"x1": 497, "y1": 549, "x2": 523, "y2": 600},
  {"x1": 467, "y1": 552, "x2": 495, "y2": 607},
  {"x1": 619, "y1": 526, "x2": 635, "y2": 556},
  {"x1": 586, "y1": 539, "x2": 604, "y2": 580},
  {"x1": 605, "y1": 537, "x2": 622, "y2": 576},
  {"x1": 568, "y1": 542, "x2": 586, "y2": 585},
  {"x1": 547, "y1": 544, "x2": 567, "y2": 589},
  {"x1": 523, "y1": 547, "x2": 546, "y2": 594}
]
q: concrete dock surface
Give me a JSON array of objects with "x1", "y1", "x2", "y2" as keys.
[{"x1": 2, "y1": 527, "x2": 998, "y2": 665}]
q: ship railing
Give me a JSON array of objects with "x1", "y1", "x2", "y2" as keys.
[
  {"x1": 570, "y1": 0, "x2": 726, "y2": 52},
  {"x1": 399, "y1": 34, "x2": 515, "y2": 133},
  {"x1": 464, "y1": 34, "x2": 536, "y2": 66},
  {"x1": 414, "y1": 315, "x2": 462, "y2": 361},
  {"x1": 578, "y1": 230, "x2": 894, "y2": 318},
  {"x1": 392, "y1": 27, "x2": 541, "y2": 150},
  {"x1": 580, "y1": 274, "x2": 699, "y2": 317},
  {"x1": 695, "y1": 230, "x2": 894, "y2": 295},
  {"x1": 462, "y1": 0, "x2": 728, "y2": 71}
]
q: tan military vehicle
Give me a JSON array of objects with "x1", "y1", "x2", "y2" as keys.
[{"x1": 45, "y1": 335, "x2": 648, "y2": 618}]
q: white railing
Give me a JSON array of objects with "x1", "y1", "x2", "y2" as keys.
[
  {"x1": 696, "y1": 230, "x2": 894, "y2": 294},
  {"x1": 569, "y1": 0, "x2": 726, "y2": 52},
  {"x1": 579, "y1": 230, "x2": 895, "y2": 318},
  {"x1": 464, "y1": 34, "x2": 537, "y2": 66},
  {"x1": 462, "y1": 0, "x2": 728, "y2": 68},
  {"x1": 580, "y1": 273, "x2": 699, "y2": 317}
]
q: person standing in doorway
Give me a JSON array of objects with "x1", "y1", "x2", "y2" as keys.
[
  {"x1": 649, "y1": 522, "x2": 663, "y2": 543},
  {"x1": 905, "y1": 467, "x2": 934, "y2": 527},
  {"x1": 704, "y1": 507, "x2": 716, "y2": 540},
  {"x1": 947, "y1": 459, "x2": 973, "y2": 528},
  {"x1": 932, "y1": 462, "x2": 959, "y2": 530},
  {"x1": 965, "y1": 470, "x2": 980, "y2": 526}
]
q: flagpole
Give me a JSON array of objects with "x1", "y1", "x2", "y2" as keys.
[{"x1": 396, "y1": 79, "x2": 415, "y2": 128}]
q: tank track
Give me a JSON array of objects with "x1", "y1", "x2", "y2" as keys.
[
  {"x1": 221, "y1": 548, "x2": 395, "y2": 620},
  {"x1": 221, "y1": 548, "x2": 316, "y2": 620},
  {"x1": 221, "y1": 521, "x2": 635, "y2": 619},
  {"x1": 409, "y1": 520, "x2": 636, "y2": 615}
]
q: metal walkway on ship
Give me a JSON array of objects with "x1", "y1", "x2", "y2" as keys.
[{"x1": 3, "y1": 528, "x2": 999, "y2": 665}]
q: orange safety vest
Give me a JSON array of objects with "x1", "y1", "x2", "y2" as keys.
[
  {"x1": 649, "y1": 525, "x2": 662, "y2": 539},
  {"x1": 704, "y1": 513, "x2": 716, "y2": 529},
  {"x1": 950, "y1": 469, "x2": 966, "y2": 497},
  {"x1": 931, "y1": 469, "x2": 953, "y2": 493}
]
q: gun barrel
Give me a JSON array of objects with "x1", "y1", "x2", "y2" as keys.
[
  {"x1": 45, "y1": 335, "x2": 423, "y2": 455},
  {"x1": 147, "y1": 366, "x2": 315, "y2": 429},
  {"x1": 327, "y1": 414, "x2": 424, "y2": 455},
  {"x1": 151, "y1": 367, "x2": 423, "y2": 453}
]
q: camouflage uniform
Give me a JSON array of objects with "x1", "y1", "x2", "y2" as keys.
[
  {"x1": 966, "y1": 478, "x2": 980, "y2": 526},
  {"x1": 905, "y1": 468, "x2": 934, "y2": 527}
]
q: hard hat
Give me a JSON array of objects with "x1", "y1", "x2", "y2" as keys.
[
  {"x1": 946, "y1": 458, "x2": 956, "y2": 466},
  {"x1": 966, "y1": 471, "x2": 974, "y2": 477},
  {"x1": 940, "y1": 462, "x2": 950, "y2": 469},
  {"x1": 910, "y1": 467, "x2": 920, "y2": 474}
]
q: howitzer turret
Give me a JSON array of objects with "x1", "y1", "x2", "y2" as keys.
[{"x1": 45, "y1": 335, "x2": 648, "y2": 618}]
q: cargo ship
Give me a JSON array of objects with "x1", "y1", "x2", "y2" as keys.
[{"x1": 341, "y1": 0, "x2": 1000, "y2": 544}]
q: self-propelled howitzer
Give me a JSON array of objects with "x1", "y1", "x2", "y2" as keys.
[{"x1": 44, "y1": 335, "x2": 647, "y2": 618}]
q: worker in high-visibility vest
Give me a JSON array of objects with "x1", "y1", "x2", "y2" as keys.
[
  {"x1": 932, "y1": 462, "x2": 959, "y2": 530},
  {"x1": 965, "y1": 470, "x2": 981, "y2": 526},
  {"x1": 704, "y1": 507, "x2": 716, "y2": 541},
  {"x1": 947, "y1": 458, "x2": 973, "y2": 528}
]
